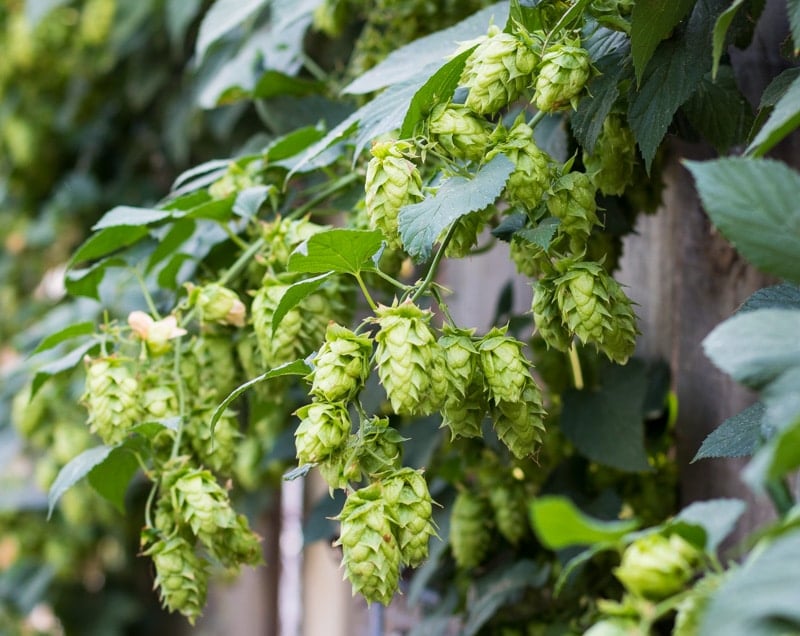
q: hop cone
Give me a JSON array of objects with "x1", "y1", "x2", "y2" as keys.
[
  {"x1": 294, "y1": 401, "x2": 351, "y2": 465},
  {"x1": 145, "y1": 535, "x2": 209, "y2": 625},
  {"x1": 82, "y1": 357, "x2": 142, "y2": 445},
  {"x1": 599, "y1": 277, "x2": 638, "y2": 364},
  {"x1": 532, "y1": 275, "x2": 573, "y2": 351},
  {"x1": 308, "y1": 323, "x2": 373, "y2": 403},
  {"x1": 142, "y1": 386, "x2": 178, "y2": 420},
  {"x1": 441, "y1": 377, "x2": 488, "y2": 439},
  {"x1": 185, "y1": 410, "x2": 239, "y2": 475},
  {"x1": 583, "y1": 114, "x2": 636, "y2": 195},
  {"x1": 192, "y1": 283, "x2": 246, "y2": 327},
  {"x1": 384, "y1": 468, "x2": 436, "y2": 567},
  {"x1": 173, "y1": 468, "x2": 237, "y2": 546},
  {"x1": 184, "y1": 336, "x2": 238, "y2": 399},
  {"x1": 510, "y1": 236, "x2": 547, "y2": 277},
  {"x1": 461, "y1": 26, "x2": 537, "y2": 115},
  {"x1": 442, "y1": 206, "x2": 493, "y2": 258},
  {"x1": 438, "y1": 325, "x2": 479, "y2": 400},
  {"x1": 478, "y1": 326, "x2": 531, "y2": 404},
  {"x1": 365, "y1": 140, "x2": 424, "y2": 249},
  {"x1": 546, "y1": 171, "x2": 599, "y2": 244},
  {"x1": 488, "y1": 484, "x2": 529, "y2": 545},
  {"x1": 488, "y1": 119, "x2": 553, "y2": 208},
  {"x1": 355, "y1": 418, "x2": 404, "y2": 478},
  {"x1": 450, "y1": 491, "x2": 492, "y2": 569},
  {"x1": 336, "y1": 483, "x2": 402, "y2": 605},
  {"x1": 614, "y1": 533, "x2": 702, "y2": 600},
  {"x1": 534, "y1": 41, "x2": 591, "y2": 111},
  {"x1": 261, "y1": 216, "x2": 325, "y2": 270},
  {"x1": 210, "y1": 513, "x2": 264, "y2": 570},
  {"x1": 428, "y1": 103, "x2": 491, "y2": 162},
  {"x1": 493, "y1": 381, "x2": 547, "y2": 459},
  {"x1": 373, "y1": 301, "x2": 444, "y2": 416}
]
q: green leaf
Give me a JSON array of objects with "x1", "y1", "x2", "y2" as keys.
[
  {"x1": 693, "y1": 402, "x2": 765, "y2": 461},
  {"x1": 91, "y1": 206, "x2": 172, "y2": 230},
  {"x1": 746, "y1": 72, "x2": 800, "y2": 156},
  {"x1": 790, "y1": 0, "x2": 800, "y2": 52},
  {"x1": 265, "y1": 125, "x2": 326, "y2": 162},
  {"x1": 272, "y1": 272, "x2": 332, "y2": 336},
  {"x1": 342, "y1": 2, "x2": 509, "y2": 94},
  {"x1": 739, "y1": 284, "x2": 800, "y2": 313},
  {"x1": 711, "y1": 0, "x2": 746, "y2": 78},
  {"x1": 157, "y1": 253, "x2": 193, "y2": 290},
  {"x1": 745, "y1": 412, "x2": 800, "y2": 489},
  {"x1": 195, "y1": 0, "x2": 266, "y2": 61},
  {"x1": 65, "y1": 257, "x2": 127, "y2": 300},
  {"x1": 530, "y1": 495, "x2": 639, "y2": 550},
  {"x1": 462, "y1": 560, "x2": 549, "y2": 636},
  {"x1": 48, "y1": 445, "x2": 113, "y2": 519},
  {"x1": 759, "y1": 68, "x2": 800, "y2": 110},
  {"x1": 146, "y1": 220, "x2": 197, "y2": 273},
  {"x1": 184, "y1": 196, "x2": 235, "y2": 221},
  {"x1": 32, "y1": 322, "x2": 95, "y2": 355},
  {"x1": 700, "y1": 532, "x2": 800, "y2": 635},
  {"x1": 253, "y1": 70, "x2": 322, "y2": 99},
  {"x1": 685, "y1": 158, "x2": 800, "y2": 283},
  {"x1": 517, "y1": 218, "x2": 561, "y2": 251},
  {"x1": 87, "y1": 446, "x2": 140, "y2": 513},
  {"x1": 288, "y1": 229, "x2": 383, "y2": 275},
  {"x1": 400, "y1": 46, "x2": 475, "y2": 139},
  {"x1": 233, "y1": 186, "x2": 273, "y2": 219},
  {"x1": 32, "y1": 340, "x2": 99, "y2": 398},
  {"x1": 683, "y1": 67, "x2": 753, "y2": 153},
  {"x1": 70, "y1": 226, "x2": 150, "y2": 265},
  {"x1": 703, "y1": 309, "x2": 800, "y2": 389},
  {"x1": 628, "y1": 0, "x2": 723, "y2": 169},
  {"x1": 171, "y1": 159, "x2": 230, "y2": 193},
  {"x1": 561, "y1": 360, "x2": 652, "y2": 472},
  {"x1": 675, "y1": 499, "x2": 746, "y2": 552},
  {"x1": 630, "y1": 0, "x2": 695, "y2": 83},
  {"x1": 399, "y1": 154, "x2": 514, "y2": 262}
]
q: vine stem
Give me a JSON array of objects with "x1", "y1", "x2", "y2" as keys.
[
  {"x1": 410, "y1": 222, "x2": 459, "y2": 304},
  {"x1": 144, "y1": 480, "x2": 157, "y2": 529},
  {"x1": 568, "y1": 342, "x2": 584, "y2": 390},
  {"x1": 527, "y1": 110, "x2": 547, "y2": 130},
  {"x1": 132, "y1": 269, "x2": 162, "y2": 318},
  {"x1": 766, "y1": 478, "x2": 794, "y2": 516},
  {"x1": 355, "y1": 272, "x2": 378, "y2": 311},
  {"x1": 287, "y1": 172, "x2": 360, "y2": 219},
  {"x1": 169, "y1": 338, "x2": 188, "y2": 459}
]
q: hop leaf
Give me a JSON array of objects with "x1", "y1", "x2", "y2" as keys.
[
  {"x1": 82, "y1": 357, "x2": 142, "y2": 445},
  {"x1": 449, "y1": 491, "x2": 493, "y2": 569},
  {"x1": 534, "y1": 40, "x2": 591, "y2": 112},
  {"x1": 583, "y1": 114, "x2": 637, "y2": 196},
  {"x1": 478, "y1": 326, "x2": 531, "y2": 404},
  {"x1": 308, "y1": 323, "x2": 373, "y2": 403},
  {"x1": 428, "y1": 103, "x2": 492, "y2": 162},
  {"x1": 294, "y1": 401, "x2": 351, "y2": 465},
  {"x1": 145, "y1": 535, "x2": 209, "y2": 625}
]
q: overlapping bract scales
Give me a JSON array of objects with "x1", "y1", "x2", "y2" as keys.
[
  {"x1": 534, "y1": 40, "x2": 591, "y2": 111},
  {"x1": 488, "y1": 119, "x2": 553, "y2": 208},
  {"x1": 308, "y1": 323, "x2": 372, "y2": 403},
  {"x1": 532, "y1": 276, "x2": 573, "y2": 351},
  {"x1": 488, "y1": 482, "x2": 529, "y2": 545},
  {"x1": 145, "y1": 535, "x2": 209, "y2": 625},
  {"x1": 428, "y1": 103, "x2": 491, "y2": 162},
  {"x1": 383, "y1": 468, "x2": 436, "y2": 567},
  {"x1": 82, "y1": 357, "x2": 142, "y2": 445},
  {"x1": 443, "y1": 206, "x2": 494, "y2": 258},
  {"x1": 449, "y1": 491, "x2": 492, "y2": 569},
  {"x1": 492, "y1": 381, "x2": 546, "y2": 458},
  {"x1": 478, "y1": 326, "x2": 531, "y2": 404},
  {"x1": 294, "y1": 400, "x2": 351, "y2": 465},
  {"x1": 546, "y1": 171, "x2": 599, "y2": 244},
  {"x1": 583, "y1": 113, "x2": 637, "y2": 196}
]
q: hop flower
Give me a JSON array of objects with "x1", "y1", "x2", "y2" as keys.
[
  {"x1": 373, "y1": 301, "x2": 444, "y2": 416},
  {"x1": 478, "y1": 326, "x2": 531, "y2": 404},
  {"x1": 208, "y1": 161, "x2": 261, "y2": 200},
  {"x1": 441, "y1": 377, "x2": 488, "y2": 439},
  {"x1": 449, "y1": 491, "x2": 492, "y2": 569},
  {"x1": 261, "y1": 216, "x2": 326, "y2": 271},
  {"x1": 308, "y1": 323, "x2": 373, "y2": 403},
  {"x1": 294, "y1": 401, "x2": 351, "y2": 465},
  {"x1": 428, "y1": 103, "x2": 492, "y2": 162},
  {"x1": 383, "y1": 468, "x2": 436, "y2": 567},
  {"x1": 145, "y1": 535, "x2": 209, "y2": 624},
  {"x1": 210, "y1": 513, "x2": 264, "y2": 570},
  {"x1": 443, "y1": 207, "x2": 494, "y2": 258},
  {"x1": 509, "y1": 236, "x2": 547, "y2": 278},
  {"x1": 438, "y1": 325, "x2": 479, "y2": 401},
  {"x1": 488, "y1": 483, "x2": 529, "y2": 545},
  {"x1": 336, "y1": 483, "x2": 402, "y2": 605},
  {"x1": 190, "y1": 284, "x2": 246, "y2": 327},
  {"x1": 488, "y1": 119, "x2": 553, "y2": 208},
  {"x1": 352, "y1": 418, "x2": 404, "y2": 479},
  {"x1": 583, "y1": 114, "x2": 637, "y2": 195},
  {"x1": 492, "y1": 380, "x2": 547, "y2": 458},
  {"x1": 365, "y1": 140, "x2": 424, "y2": 250},
  {"x1": 185, "y1": 409, "x2": 240, "y2": 475},
  {"x1": 532, "y1": 275, "x2": 573, "y2": 351},
  {"x1": 172, "y1": 467, "x2": 238, "y2": 546},
  {"x1": 183, "y1": 336, "x2": 239, "y2": 400},
  {"x1": 128, "y1": 311, "x2": 186, "y2": 355},
  {"x1": 534, "y1": 40, "x2": 591, "y2": 112},
  {"x1": 461, "y1": 25, "x2": 537, "y2": 115},
  {"x1": 142, "y1": 386, "x2": 178, "y2": 419},
  {"x1": 546, "y1": 171, "x2": 599, "y2": 245},
  {"x1": 82, "y1": 357, "x2": 142, "y2": 445},
  {"x1": 614, "y1": 533, "x2": 703, "y2": 600}
]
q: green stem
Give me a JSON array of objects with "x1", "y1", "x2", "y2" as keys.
[
  {"x1": 354, "y1": 272, "x2": 378, "y2": 311},
  {"x1": 221, "y1": 223, "x2": 250, "y2": 250},
  {"x1": 568, "y1": 341, "x2": 584, "y2": 390},
  {"x1": 372, "y1": 267, "x2": 410, "y2": 291},
  {"x1": 432, "y1": 289, "x2": 456, "y2": 326},
  {"x1": 144, "y1": 481, "x2": 158, "y2": 529},
  {"x1": 287, "y1": 172, "x2": 360, "y2": 219},
  {"x1": 169, "y1": 339, "x2": 188, "y2": 459},
  {"x1": 527, "y1": 110, "x2": 547, "y2": 130},
  {"x1": 132, "y1": 269, "x2": 162, "y2": 318},
  {"x1": 766, "y1": 478, "x2": 794, "y2": 516},
  {"x1": 410, "y1": 222, "x2": 458, "y2": 304}
]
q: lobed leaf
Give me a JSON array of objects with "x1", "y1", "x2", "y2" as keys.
[
  {"x1": 271, "y1": 272, "x2": 333, "y2": 336},
  {"x1": 693, "y1": 402, "x2": 766, "y2": 461},
  {"x1": 288, "y1": 229, "x2": 383, "y2": 275},
  {"x1": 630, "y1": 0, "x2": 695, "y2": 83}
]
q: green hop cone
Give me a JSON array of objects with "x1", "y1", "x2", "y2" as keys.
[
  {"x1": 673, "y1": 573, "x2": 724, "y2": 636},
  {"x1": 82, "y1": 357, "x2": 142, "y2": 445},
  {"x1": 428, "y1": 103, "x2": 492, "y2": 162},
  {"x1": 383, "y1": 468, "x2": 436, "y2": 567},
  {"x1": 583, "y1": 114, "x2": 637, "y2": 196},
  {"x1": 449, "y1": 491, "x2": 493, "y2": 569},
  {"x1": 614, "y1": 533, "x2": 703, "y2": 600},
  {"x1": 294, "y1": 401, "x2": 351, "y2": 465},
  {"x1": 438, "y1": 325, "x2": 479, "y2": 400},
  {"x1": 185, "y1": 409, "x2": 240, "y2": 475},
  {"x1": 532, "y1": 275, "x2": 573, "y2": 351},
  {"x1": 183, "y1": 336, "x2": 238, "y2": 399},
  {"x1": 488, "y1": 119, "x2": 553, "y2": 208},
  {"x1": 210, "y1": 513, "x2": 264, "y2": 570},
  {"x1": 335, "y1": 482, "x2": 402, "y2": 605},
  {"x1": 261, "y1": 216, "x2": 326, "y2": 271},
  {"x1": 442, "y1": 206, "x2": 493, "y2": 258},
  {"x1": 478, "y1": 326, "x2": 531, "y2": 404},
  {"x1": 599, "y1": 277, "x2": 638, "y2": 364},
  {"x1": 308, "y1": 323, "x2": 373, "y2": 403},
  {"x1": 191, "y1": 283, "x2": 246, "y2": 327},
  {"x1": 145, "y1": 535, "x2": 209, "y2": 625},
  {"x1": 488, "y1": 483, "x2": 529, "y2": 546},
  {"x1": 355, "y1": 418, "x2": 404, "y2": 478},
  {"x1": 172, "y1": 467, "x2": 238, "y2": 546},
  {"x1": 546, "y1": 171, "x2": 599, "y2": 245},
  {"x1": 441, "y1": 376, "x2": 488, "y2": 439},
  {"x1": 509, "y1": 236, "x2": 547, "y2": 278},
  {"x1": 365, "y1": 140, "x2": 424, "y2": 250},
  {"x1": 373, "y1": 301, "x2": 444, "y2": 416},
  {"x1": 534, "y1": 40, "x2": 591, "y2": 112},
  {"x1": 492, "y1": 380, "x2": 547, "y2": 459},
  {"x1": 461, "y1": 25, "x2": 537, "y2": 115}
]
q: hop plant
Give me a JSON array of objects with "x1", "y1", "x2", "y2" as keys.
[
  {"x1": 532, "y1": 275, "x2": 573, "y2": 351},
  {"x1": 438, "y1": 325, "x2": 479, "y2": 400},
  {"x1": 509, "y1": 236, "x2": 547, "y2": 278},
  {"x1": 261, "y1": 216, "x2": 326, "y2": 271},
  {"x1": 294, "y1": 401, "x2": 351, "y2": 465},
  {"x1": 336, "y1": 482, "x2": 402, "y2": 605},
  {"x1": 373, "y1": 301, "x2": 444, "y2": 416},
  {"x1": 184, "y1": 336, "x2": 239, "y2": 399},
  {"x1": 185, "y1": 409, "x2": 240, "y2": 475},
  {"x1": 308, "y1": 323, "x2": 373, "y2": 403},
  {"x1": 674, "y1": 573, "x2": 724, "y2": 636},
  {"x1": 383, "y1": 468, "x2": 436, "y2": 567},
  {"x1": 488, "y1": 483, "x2": 529, "y2": 545},
  {"x1": 365, "y1": 140, "x2": 424, "y2": 250},
  {"x1": 488, "y1": 119, "x2": 553, "y2": 208},
  {"x1": 450, "y1": 491, "x2": 493, "y2": 569},
  {"x1": 210, "y1": 513, "x2": 264, "y2": 570},
  {"x1": 614, "y1": 533, "x2": 703, "y2": 600},
  {"x1": 172, "y1": 467, "x2": 238, "y2": 547},
  {"x1": 441, "y1": 377, "x2": 488, "y2": 439},
  {"x1": 351, "y1": 418, "x2": 404, "y2": 479},
  {"x1": 492, "y1": 381, "x2": 547, "y2": 458},
  {"x1": 190, "y1": 283, "x2": 246, "y2": 327},
  {"x1": 546, "y1": 171, "x2": 599, "y2": 245},
  {"x1": 461, "y1": 25, "x2": 537, "y2": 115},
  {"x1": 534, "y1": 40, "x2": 591, "y2": 112},
  {"x1": 443, "y1": 206, "x2": 494, "y2": 258},
  {"x1": 583, "y1": 114, "x2": 637, "y2": 196},
  {"x1": 478, "y1": 326, "x2": 531, "y2": 404},
  {"x1": 428, "y1": 103, "x2": 492, "y2": 162},
  {"x1": 82, "y1": 357, "x2": 142, "y2": 445},
  {"x1": 144, "y1": 535, "x2": 209, "y2": 625}
]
